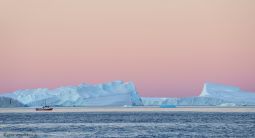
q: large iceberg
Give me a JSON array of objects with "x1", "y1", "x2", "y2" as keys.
[
  {"x1": 2, "y1": 81, "x2": 143, "y2": 107},
  {"x1": 142, "y1": 83, "x2": 255, "y2": 106}
]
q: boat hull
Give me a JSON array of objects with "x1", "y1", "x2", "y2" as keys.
[{"x1": 35, "y1": 108, "x2": 53, "y2": 111}]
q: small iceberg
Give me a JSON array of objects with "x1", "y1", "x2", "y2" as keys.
[{"x1": 160, "y1": 105, "x2": 176, "y2": 108}]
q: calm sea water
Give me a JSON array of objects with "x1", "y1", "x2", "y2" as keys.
[{"x1": 0, "y1": 112, "x2": 255, "y2": 137}]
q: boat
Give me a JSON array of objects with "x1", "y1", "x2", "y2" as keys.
[
  {"x1": 36, "y1": 106, "x2": 53, "y2": 111},
  {"x1": 35, "y1": 100, "x2": 53, "y2": 111}
]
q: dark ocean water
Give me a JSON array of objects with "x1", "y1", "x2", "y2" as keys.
[{"x1": 0, "y1": 112, "x2": 255, "y2": 137}]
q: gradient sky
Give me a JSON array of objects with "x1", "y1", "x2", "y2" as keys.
[{"x1": 0, "y1": 0, "x2": 255, "y2": 97}]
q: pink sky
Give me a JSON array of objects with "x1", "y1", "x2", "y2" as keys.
[{"x1": 0, "y1": 0, "x2": 255, "y2": 97}]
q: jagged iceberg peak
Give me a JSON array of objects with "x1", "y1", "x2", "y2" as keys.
[{"x1": 2, "y1": 80, "x2": 143, "y2": 106}]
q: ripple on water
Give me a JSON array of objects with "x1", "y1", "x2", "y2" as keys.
[{"x1": 0, "y1": 112, "x2": 255, "y2": 137}]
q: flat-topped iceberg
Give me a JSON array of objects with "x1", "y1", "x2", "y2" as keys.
[
  {"x1": 142, "y1": 97, "x2": 225, "y2": 106},
  {"x1": 2, "y1": 81, "x2": 143, "y2": 107}
]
